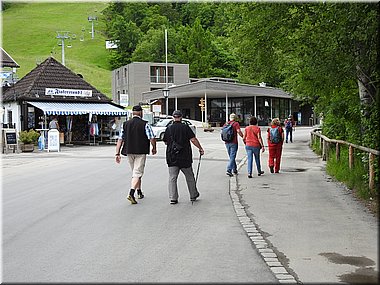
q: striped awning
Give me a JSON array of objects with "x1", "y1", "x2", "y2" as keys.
[{"x1": 27, "y1": 101, "x2": 128, "y2": 116}]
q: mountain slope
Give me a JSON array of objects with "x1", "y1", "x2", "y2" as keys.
[{"x1": 2, "y1": 2, "x2": 112, "y2": 97}]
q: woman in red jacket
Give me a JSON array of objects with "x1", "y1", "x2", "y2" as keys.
[{"x1": 267, "y1": 118, "x2": 284, "y2": 173}]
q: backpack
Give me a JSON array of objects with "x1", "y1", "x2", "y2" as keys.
[
  {"x1": 221, "y1": 122, "x2": 235, "y2": 142},
  {"x1": 285, "y1": 120, "x2": 292, "y2": 129},
  {"x1": 269, "y1": 127, "x2": 282, "y2": 144}
]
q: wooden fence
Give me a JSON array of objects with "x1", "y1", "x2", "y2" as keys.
[{"x1": 310, "y1": 128, "x2": 379, "y2": 193}]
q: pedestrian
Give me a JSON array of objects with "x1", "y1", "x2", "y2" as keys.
[
  {"x1": 115, "y1": 105, "x2": 157, "y2": 204},
  {"x1": 49, "y1": 117, "x2": 59, "y2": 130},
  {"x1": 284, "y1": 115, "x2": 295, "y2": 143},
  {"x1": 267, "y1": 118, "x2": 284, "y2": 173},
  {"x1": 223, "y1": 113, "x2": 243, "y2": 177},
  {"x1": 243, "y1": 116, "x2": 265, "y2": 178},
  {"x1": 163, "y1": 110, "x2": 204, "y2": 205}
]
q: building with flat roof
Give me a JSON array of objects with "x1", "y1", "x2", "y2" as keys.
[
  {"x1": 112, "y1": 62, "x2": 312, "y2": 126},
  {"x1": 112, "y1": 62, "x2": 189, "y2": 107}
]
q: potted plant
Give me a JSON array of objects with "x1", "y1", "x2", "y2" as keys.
[{"x1": 19, "y1": 129, "x2": 40, "y2": 152}]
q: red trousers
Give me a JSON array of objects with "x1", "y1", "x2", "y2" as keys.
[{"x1": 268, "y1": 144, "x2": 283, "y2": 172}]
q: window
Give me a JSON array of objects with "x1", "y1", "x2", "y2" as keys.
[
  {"x1": 8, "y1": 110, "x2": 13, "y2": 125},
  {"x1": 150, "y1": 66, "x2": 174, "y2": 83}
]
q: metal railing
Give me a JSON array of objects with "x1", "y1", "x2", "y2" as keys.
[{"x1": 310, "y1": 128, "x2": 379, "y2": 192}]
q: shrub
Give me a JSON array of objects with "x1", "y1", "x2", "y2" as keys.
[{"x1": 18, "y1": 129, "x2": 40, "y2": 145}]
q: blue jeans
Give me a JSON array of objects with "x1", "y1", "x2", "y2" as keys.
[
  {"x1": 245, "y1": 145, "x2": 262, "y2": 175},
  {"x1": 286, "y1": 127, "x2": 293, "y2": 142},
  {"x1": 225, "y1": 143, "x2": 238, "y2": 173}
]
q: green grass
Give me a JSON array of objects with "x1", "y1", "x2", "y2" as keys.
[
  {"x1": 326, "y1": 147, "x2": 371, "y2": 199},
  {"x1": 2, "y1": 2, "x2": 112, "y2": 97},
  {"x1": 311, "y1": 139, "x2": 375, "y2": 199}
]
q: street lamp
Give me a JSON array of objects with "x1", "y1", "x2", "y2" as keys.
[{"x1": 163, "y1": 88, "x2": 169, "y2": 116}]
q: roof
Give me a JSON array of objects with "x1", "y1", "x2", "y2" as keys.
[
  {"x1": 1, "y1": 48, "x2": 20, "y2": 68},
  {"x1": 2, "y1": 57, "x2": 110, "y2": 103},
  {"x1": 142, "y1": 78, "x2": 291, "y2": 101}
]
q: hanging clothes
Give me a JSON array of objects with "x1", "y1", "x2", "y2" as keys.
[{"x1": 90, "y1": 123, "x2": 99, "y2": 136}]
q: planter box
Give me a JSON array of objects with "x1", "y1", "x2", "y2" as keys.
[{"x1": 21, "y1": 144, "x2": 35, "y2": 152}]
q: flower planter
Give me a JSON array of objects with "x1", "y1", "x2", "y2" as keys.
[{"x1": 21, "y1": 144, "x2": 35, "y2": 152}]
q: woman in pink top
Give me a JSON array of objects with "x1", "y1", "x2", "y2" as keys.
[{"x1": 243, "y1": 116, "x2": 265, "y2": 178}]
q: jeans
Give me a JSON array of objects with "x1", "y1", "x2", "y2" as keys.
[
  {"x1": 245, "y1": 145, "x2": 262, "y2": 175},
  {"x1": 226, "y1": 143, "x2": 238, "y2": 173},
  {"x1": 285, "y1": 127, "x2": 293, "y2": 142}
]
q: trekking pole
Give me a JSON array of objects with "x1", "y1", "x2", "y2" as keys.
[
  {"x1": 195, "y1": 153, "x2": 202, "y2": 185},
  {"x1": 192, "y1": 154, "x2": 202, "y2": 206}
]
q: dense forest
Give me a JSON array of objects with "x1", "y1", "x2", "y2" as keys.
[{"x1": 102, "y1": 2, "x2": 378, "y2": 151}]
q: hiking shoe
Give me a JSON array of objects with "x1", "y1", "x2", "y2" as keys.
[
  {"x1": 137, "y1": 190, "x2": 144, "y2": 199},
  {"x1": 170, "y1": 200, "x2": 178, "y2": 204},
  {"x1": 269, "y1": 166, "x2": 274, "y2": 173},
  {"x1": 258, "y1": 171, "x2": 264, "y2": 176},
  {"x1": 248, "y1": 174, "x2": 252, "y2": 178},
  {"x1": 190, "y1": 193, "x2": 200, "y2": 202},
  {"x1": 127, "y1": 195, "x2": 137, "y2": 204},
  {"x1": 226, "y1": 171, "x2": 233, "y2": 177}
]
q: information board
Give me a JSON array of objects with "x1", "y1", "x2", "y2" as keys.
[
  {"x1": 2, "y1": 129, "x2": 18, "y2": 154},
  {"x1": 5, "y1": 131, "x2": 17, "y2": 145},
  {"x1": 48, "y1": 129, "x2": 60, "y2": 152}
]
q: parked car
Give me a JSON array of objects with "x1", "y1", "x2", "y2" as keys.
[{"x1": 152, "y1": 118, "x2": 196, "y2": 140}]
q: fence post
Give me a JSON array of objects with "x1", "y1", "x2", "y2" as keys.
[
  {"x1": 336, "y1": 143, "x2": 340, "y2": 161},
  {"x1": 369, "y1": 153, "x2": 375, "y2": 193},
  {"x1": 349, "y1": 145, "x2": 354, "y2": 169},
  {"x1": 322, "y1": 139, "x2": 327, "y2": 161}
]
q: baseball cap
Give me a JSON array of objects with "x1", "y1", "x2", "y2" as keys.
[
  {"x1": 132, "y1": 105, "x2": 143, "y2": 112},
  {"x1": 172, "y1": 110, "x2": 183, "y2": 117}
]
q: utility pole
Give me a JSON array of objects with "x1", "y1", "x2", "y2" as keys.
[
  {"x1": 56, "y1": 31, "x2": 70, "y2": 66},
  {"x1": 88, "y1": 16, "x2": 97, "y2": 39}
]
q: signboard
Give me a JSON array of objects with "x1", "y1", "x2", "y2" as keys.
[
  {"x1": 48, "y1": 129, "x2": 60, "y2": 152},
  {"x1": 3, "y1": 129, "x2": 18, "y2": 154},
  {"x1": 45, "y1": 88, "x2": 92, "y2": 97},
  {"x1": 119, "y1": 93, "x2": 129, "y2": 107},
  {"x1": 152, "y1": 105, "x2": 161, "y2": 113},
  {"x1": 105, "y1": 40, "x2": 118, "y2": 49},
  {"x1": 5, "y1": 131, "x2": 17, "y2": 145}
]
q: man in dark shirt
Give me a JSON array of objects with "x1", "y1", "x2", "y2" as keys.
[
  {"x1": 163, "y1": 110, "x2": 204, "y2": 204},
  {"x1": 115, "y1": 105, "x2": 157, "y2": 204}
]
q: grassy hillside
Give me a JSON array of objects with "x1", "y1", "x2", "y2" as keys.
[{"x1": 2, "y1": 2, "x2": 112, "y2": 97}]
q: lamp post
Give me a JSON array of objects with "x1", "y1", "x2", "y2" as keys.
[{"x1": 163, "y1": 88, "x2": 169, "y2": 116}]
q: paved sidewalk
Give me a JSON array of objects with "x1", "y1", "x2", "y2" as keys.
[{"x1": 231, "y1": 127, "x2": 378, "y2": 283}]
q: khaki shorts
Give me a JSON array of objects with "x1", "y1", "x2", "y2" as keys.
[{"x1": 127, "y1": 154, "x2": 147, "y2": 178}]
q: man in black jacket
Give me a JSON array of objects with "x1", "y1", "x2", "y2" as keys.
[
  {"x1": 163, "y1": 110, "x2": 204, "y2": 204},
  {"x1": 115, "y1": 105, "x2": 157, "y2": 204}
]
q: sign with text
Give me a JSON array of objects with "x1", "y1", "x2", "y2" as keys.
[
  {"x1": 5, "y1": 130, "x2": 17, "y2": 145},
  {"x1": 48, "y1": 129, "x2": 60, "y2": 152},
  {"x1": 45, "y1": 88, "x2": 92, "y2": 97}
]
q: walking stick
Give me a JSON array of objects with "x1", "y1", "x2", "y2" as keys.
[
  {"x1": 195, "y1": 153, "x2": 202, "y2": 185},
  {"x1": 192, "y1": 153, "x2": 202, "y2": 205}
]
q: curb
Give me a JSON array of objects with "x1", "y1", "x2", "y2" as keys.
[{"x1": 229, "y1": 156, "x2": 299, "y2": 284}]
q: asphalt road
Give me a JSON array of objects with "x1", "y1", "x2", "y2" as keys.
[{"x1": 2, "y1": 130, "x2": 277, "y2": 283}]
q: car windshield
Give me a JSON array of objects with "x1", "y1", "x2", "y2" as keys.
[{"x1": 154, "y1": 119, "x2": 172, "y2": 127}]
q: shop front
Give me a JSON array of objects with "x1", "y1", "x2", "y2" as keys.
[{"x1": 2, "y1": 57, "x2": 128, "y2": 146}]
